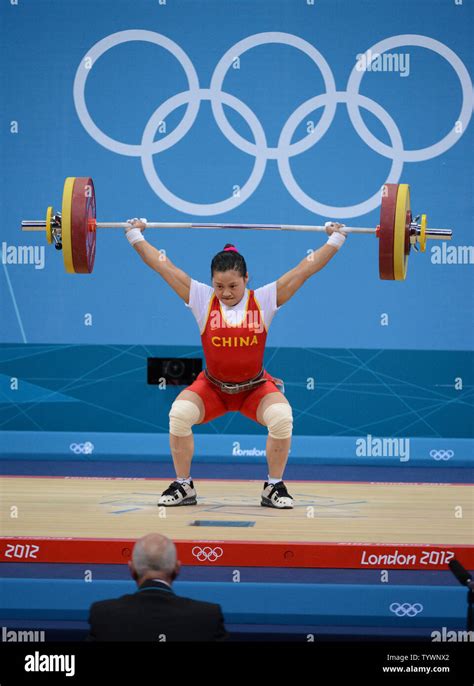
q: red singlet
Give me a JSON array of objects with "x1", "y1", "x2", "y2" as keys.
[{"x1": 185, "y1": 279, "x2": 284, "y2": 423}]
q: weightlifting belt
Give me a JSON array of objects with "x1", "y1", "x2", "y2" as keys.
[{"x1": 204, "y1": 368, "x2": 267, "y2": 394}]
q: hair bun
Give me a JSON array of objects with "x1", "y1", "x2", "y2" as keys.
[{"x1": 223, "y1": 243, "x2": 238, "y2": 252}]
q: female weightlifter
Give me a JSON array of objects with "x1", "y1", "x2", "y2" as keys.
[{"x1": 125, "y1": 219, "x2": 347, "y2": 508}]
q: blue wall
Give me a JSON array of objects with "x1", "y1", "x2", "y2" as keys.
[
  {"x1": 0, "y1": 0, "x2": 472, "y2": 445},
  {"x1": 0, "y1": 344, "x2": 472, "y2": 440},
  {"x1": 1, "y1": 0, "x2": 472, "y2": 350}
]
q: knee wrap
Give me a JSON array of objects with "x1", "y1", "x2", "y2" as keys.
[
  {"x1": 263, "y1": 403, "x2": 293, "y2": 439},
  {"x1": 169, "y1": 399, "x2": 201, "y2": 437}
]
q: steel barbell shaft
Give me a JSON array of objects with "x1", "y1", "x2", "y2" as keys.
[
  {"x1": 21, "y1": 219, "x2": 375, "y2": 233},
  {"x1": 96, "y1": 223, "x2": 453, "y2": 239},
  {"x1": 20, "y1": 219, "x2": 453, "y2": 238},
  {"x1": 98, "y1": 222, "x2": 378, "y2": 233}
]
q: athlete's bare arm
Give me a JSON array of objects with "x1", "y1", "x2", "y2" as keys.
[
  {"x1": 276, "y1": 223, "x2": 346, "y2": 307},
  {"x1": 126, "y1": 220, "x2": 191, "y2": 304}
]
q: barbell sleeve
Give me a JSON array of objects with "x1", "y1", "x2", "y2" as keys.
[{"x1": 21, "y1": 221, "x2": 52, "y2": 231}]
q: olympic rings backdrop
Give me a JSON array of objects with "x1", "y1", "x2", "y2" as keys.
[{"x1": 0, "y1": 0, "x2": 473, "y2": 446}]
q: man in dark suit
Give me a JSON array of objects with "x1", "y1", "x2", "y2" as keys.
[{"x1": 87, "y1": 533, "x2": 228, "y2": 641}]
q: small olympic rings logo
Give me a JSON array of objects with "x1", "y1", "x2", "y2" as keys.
[
  {"x1": 69, "y1": 442, "x2": 95, "y2": 455},
  {"x1": 73, "y1": 30, "x2": 472, "y2": 218},
  {"x1": 389, "y1": 602, "x2": 423, "y2": 617},
  {"x1": 192, "y1": 546, "x2": 224, "y2": 562},
  {"x1": 430, "y1": 450, "x2": 454, "y2": 461}
]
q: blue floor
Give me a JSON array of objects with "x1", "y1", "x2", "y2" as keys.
[
  {"x1": 1, "y1": 459, "x2": 471, "y2": 483},
  {"x1": 0, "y1": 562, "x2": 462, "y2": 586}
]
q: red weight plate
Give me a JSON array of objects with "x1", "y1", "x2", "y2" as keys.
[
  {"x1": 71, "y1": 177, "x2": 96, "y2": 274},
  {"x1": 378, "y1": 183, "x2": 399, "y2": 280}
]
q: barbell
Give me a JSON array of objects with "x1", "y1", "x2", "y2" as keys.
[{"x1": 21, "y1": 176, "x2": 452, "y2": 279}]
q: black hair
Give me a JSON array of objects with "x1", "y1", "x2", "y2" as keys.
[{"x1": 211, "y1": 244, "x2": 247, "y2": 279}]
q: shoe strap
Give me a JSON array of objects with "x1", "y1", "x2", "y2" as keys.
[
  {"x1": 163, "y1": 481, "x2": 188, "y2": 498},
  {"x1": 268, "y1": 482, "x2": 292, "y2": 499}
]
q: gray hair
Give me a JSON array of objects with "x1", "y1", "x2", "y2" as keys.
[{"x1": 132, "y1": 534, "x2": 177, "y2": 577}]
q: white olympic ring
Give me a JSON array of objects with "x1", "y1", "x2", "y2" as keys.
[
  {"x1": 209, "y1": 32, "x2": 337, "y2": 160},
  {"x1": 346, "y1": 35, "x2": 473, "y2": 162},
  {"x1": 74, "y1": 30, "x2": 473, "y2": 217},
  {"x1": 69, "y1": 442, "x2": 95, "y2": 455},
  {"x1": 389, "y1": 602, "x2": 424, "y2": 617},
  {"x1": 191, "y1": 546, "x2": 224, "y2": 562},
  {"x1": 73, "y1": 30, "x2": 200, "y2": 157},
  {"x1": 278, "y1": 91, "x2": 404, "y2": 216},
  {"x1": 141, "y1": 88, "x2": 267, "y2": 215},
  {"x1": 430, "y1": 449, "x2": 454, "y2": 460}
]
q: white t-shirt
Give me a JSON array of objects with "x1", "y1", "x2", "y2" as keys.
[{"x1": 185, "y1": 278, "x2": 281, "y2": 334}]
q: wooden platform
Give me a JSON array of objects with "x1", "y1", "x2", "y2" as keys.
[{"x1": 1, "y1": 475, "x2": 473, "y2": 569}]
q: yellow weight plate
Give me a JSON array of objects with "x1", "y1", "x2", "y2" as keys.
[
  {"x1": 393, "y1": 184, "x2": 410, "y2": 281},
  {"x1": 61, "y1": 177, "x2": 76, "y2": 273},
  {"x1": 419, "y1": 213, "x2": 427, "y2": 253},
  {"x1": 45, "y1": 206, "x2": 53, "y2": 245}
]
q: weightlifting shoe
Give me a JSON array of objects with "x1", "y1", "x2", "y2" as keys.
[
  {"x1": 158, "y1": 480, "x2": 197, "y2": 506},
  {"x1": 261, "y1": 481, "x2": 294, "y2": 509}
]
